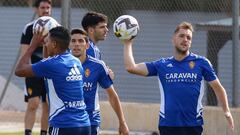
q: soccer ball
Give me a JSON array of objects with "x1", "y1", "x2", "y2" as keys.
[
  {"x1": 113, "y1": 15, "x2": 139, "y2": 40},
  {"x1": 33, "y1": 16, "x2": 60, "y2": 36}
]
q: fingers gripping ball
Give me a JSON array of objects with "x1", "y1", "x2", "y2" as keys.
[
  {"x1": 113, "y1": 15, "x2": 139, "y2": 40},
  {"x1": 33, "y1": 16, "x2": 60, "y2": 36}
]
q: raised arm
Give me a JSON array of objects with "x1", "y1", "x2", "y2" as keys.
[
  {"x1": 106, "y1": 85, "x2": 129, "y2": 135},
  {"x1": 15, "y1": 30, "x2": 44, "y2": 77},
  {"x1": 122, "y1": 39, "x2": 148, "y2": 76},
  {"x1": 208, "y1": 79, "x2": 234, "y2": 130}
]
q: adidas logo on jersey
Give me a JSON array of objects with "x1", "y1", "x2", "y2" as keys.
[{"x1": 66, "y1": 64, "x2": 82, "y2": 81}]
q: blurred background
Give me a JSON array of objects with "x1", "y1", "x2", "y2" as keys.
[{"x1": 0, "y1": 0, "x2": 239, "y2": 134}]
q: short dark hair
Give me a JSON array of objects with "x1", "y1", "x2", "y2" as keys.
[
  {"x1": 81, "y1": 11, "x2": 108, "y2": 31},
  {"x1": 70, "y1": 28, "x2": 88, "y2": 43},
  {"x1": 174, "y1": 21, "x2": 194, "y2": 34},
  {"x1": 33, "y1": 0, "x2": 51, "y2": 8},
  {"x1": 49, "y1": 26, "x2": 70, "y2": 51}
]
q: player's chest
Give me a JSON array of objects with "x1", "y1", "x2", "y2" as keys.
[{"x1": 159, "y1": 61, "x2": 203, "y2": 80}]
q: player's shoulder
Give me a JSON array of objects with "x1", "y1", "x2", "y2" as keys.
[
  {"x1": 41, "y1": 55, "x2": 63, "y2": 63},
  {"x1": 189, "y1": 53, "x2": 208, "y2": 61},
  {"x1": 189, "y1": 53, "x2": 212, "y2": 65},
  {"x1": 155, "y1": 56, "x2": 173, "y2": 63},
  {"x1": 22, "y1": 21, "x2": 34, "y2": 34},
  {"x1": 88, "y1": 56, "x2": 106, "y2": 66},
  {"x1": 40, "y1": 56, "x2": 56, "y2": 63}
]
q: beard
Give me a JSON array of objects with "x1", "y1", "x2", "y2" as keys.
[{"x1": 175, "y1": 46, "x2": 188, "y2": 55}]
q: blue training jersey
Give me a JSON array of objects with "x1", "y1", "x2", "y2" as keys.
[
  {"x1": 32, "y1": 52, "x2": 90, "y2": 128},
  {"x1": 145, "y1": 53, "x2": 217, "y2": 127},
  {"x1": 87, "y1": 39, "x2": 101, "y2": 60},
  {"x1": 82, "y1": 56, "x2": 113, "y2": 126}
]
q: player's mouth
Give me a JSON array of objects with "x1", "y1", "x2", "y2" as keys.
[
  {"x1": 181, "y1": 43, "x2": 189, "y2": 47},
  {"x1": 73, "y1": 48, "x2": 82, "y2": 52},
  {"x1": 43, "y1": 12, "x2": 50, "y2": 16}
]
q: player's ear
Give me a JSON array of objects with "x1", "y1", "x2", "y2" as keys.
[
  {"x1": 88, "y1": 27, "x2": 94, "y2": 34},
  {"x1": 52, "y1": 41, "x2": 57, "y2": 48},
  {"x1": 86, "y1": 42, "x2": 89, "y2": 49}
]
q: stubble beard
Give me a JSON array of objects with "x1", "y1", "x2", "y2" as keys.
[{"x1": 175, "y1": 46, "x2": 189, "y2": 55}]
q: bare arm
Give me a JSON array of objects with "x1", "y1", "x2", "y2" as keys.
[
  {"x1": 107, "y1": 66, "x2": 115, "y2": 80},
  {"x1": 122, "y1": 39, "x2": 148, "y2": 76},
  {"x1": 106, "y1": 85, "x2": 129, "y2": 135},
  {"x1": 15, "y1": 44, "x2": 32, "y2": 76},
  {"x1": 209, "y1": 79, "x2": 234, "y2": 130},
  {"x1": 15, "y1": 43, "x2": 34, "y2": 77},
  {"x1": 20, "y1": 44, "x2": 30, "y2": 58}
]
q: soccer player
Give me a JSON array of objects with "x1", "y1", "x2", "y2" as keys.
[
  {"x1": 120, "y1": 22, "x2": 234, "y2": 135},
  {"x1": 69, "y1": 28, "x2": 129, "y2": 135},
  {"x1": 81, "y1": 11, "x2": 114, "y2": 79},
  {"x1": 19, "y1": 0, "x2": 51, "y2": 134},
  {"x1": 15, "y1": 26, "x2": 91, "y2": 135},
  {"x1": 81, "y1": 11, "x2": 108, "y2": 59}
]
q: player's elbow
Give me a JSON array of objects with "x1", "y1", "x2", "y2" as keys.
[
  {"x1": 15, "y1": 69, "x2": 24, "y2": 77},
  {"x1": 15, "y1": 67, "x2": 30, "y2": 77},
  {"x1": 125, "y1": 66, "x2": 135, "y2": 73},
  {"x1": 125, "y1": 66, "x2": 138, "y2": 75}
]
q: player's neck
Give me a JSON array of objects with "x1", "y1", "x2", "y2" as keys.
[
  {"x1": 88, "y1": 36, "x2": 98, "y2": 45},
  {"x1": 79, "y1": 55, "x2": 87, "y2": 63},
  {"x1": 174, "y1": 51, "x2": 190, "y2": 61},
  {"x1": 54, "y1": 49, "x2": 66, "y2": 56}
]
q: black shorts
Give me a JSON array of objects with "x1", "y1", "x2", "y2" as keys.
[
  {"x1": 24, "y1": 77, "x2": 47, "y2": 102},
  {"x1": 91, "y1": 125, "x2": 99, "y2": 135},
  {"x1": 49, "y1": 126, "x2": 91, "y2": 135},
  {"x1": 159, "y1": 126, "x2": 203, "y2": 135}
]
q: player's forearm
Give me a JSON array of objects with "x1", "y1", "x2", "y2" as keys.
[
  {"x1": 123, "y1": 41, "x2": 148, "y2": 76},
  {"x1": 108, "y1": 92, "x2": 126, "y2": 123},
  {"x1": 211, "y1": 80, "x2": 230, "y2": 113},
  {"x1": 15, "y1": 38, "x2": 39, "y2": 77},
  {"x1": 215, "y1": 86, "x2": 230, "y2": 113},
  {"x1": 15, "y1": 46, "x2": 35, "y2": 77},
  {"x1": 123, "y1": 43, "x2": 137, "y2": 73}
]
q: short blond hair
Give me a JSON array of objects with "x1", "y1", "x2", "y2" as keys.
[{"x1": 174, "y1": 22, "x2": 193, "y2": 33}]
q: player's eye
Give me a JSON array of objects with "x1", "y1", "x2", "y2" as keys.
[
  {"x1": 78, "y1": 39, "x2": 85, "y2": 43},
  {"x1": 179, "y1": 34, "x2": 184, "y2": 38},
  {"x1": 71, "y1": 39, "x2": 76, "y2": 43},
  {"x1": 187, "y1": 36, "x2": 192, "y2": 40}
]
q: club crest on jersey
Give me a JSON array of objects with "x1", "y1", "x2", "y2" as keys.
[
  {"x1": 85, "y1": 68, "x2": 90, "y2": 77},
  {"x1": 28, "y1": 88, "x2": 33, "y2": 95},
  {"x1": 189, "y1": 61, "x2": 195, "y2": 69}
]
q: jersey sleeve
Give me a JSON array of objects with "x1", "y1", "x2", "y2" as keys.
[
  {"x1": 201, "y1": 58, "x2": 217, "y2": 82},
  {"x1": 20, "y1": 24, "x2": 33, "y2": 45},
  {"x1": 98, "y1": 61, "x2": 113, "y2": 89},
  {"x1": 145, "y1": 60, "x2": 158, "y2": 76},
  {"x1": 32, "y1": 58, "x2": 53, "y2": 78}
]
